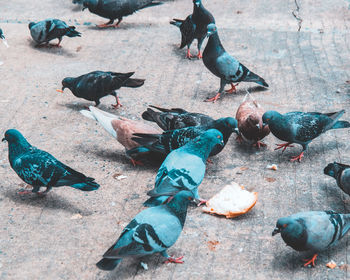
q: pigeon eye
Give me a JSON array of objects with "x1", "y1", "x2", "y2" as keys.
[
  {"x1": 217, "y1": 135, "x2": 221, "y2": 139},
  {"x1": 266, "y1": 118, "x2": 270, "y2": 121},
  {"x1": 283, "y1": 224, "x2": 287, "y2": 228}
]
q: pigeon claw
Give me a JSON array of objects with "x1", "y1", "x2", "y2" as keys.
[
  {"x1": 236, "y1": 134, "x2": 244, "y2": 144},
  {"x1": 290, "y1": 152, "x2": 304, "y2": 162},
  {"x1": 274, "y1": 142, "x2": 294, "y2": 153},
  {"x1": 165, "y1": 256, "x2": 184, "y2": 264},
  {"x1": 18, "y1": 190, "x2": 32, "y2": 195},
  {"x1": 253, "y1": 141, "x2": 267, "y2": 148},
  {"x1": 206, "y1": 159, "x2": 213, "y2": 164},
  {"x1": 130, "y1": 158, "x2": 143, "y2": 167},
  {"x1": 186, "y1": 49, "x2": 194, "y2": 59},
  {"x1": 111, "y1": 97, "x2": 123, "y2": 109},
  {"x1": 225, "y1": 83, "x2": 238, "y2": 94},
  {"x1": 196, "y1": 51, "x2": 202, "y2": 59},
  {"x1": 303, "y1": 254, "x2": 318, "y2": 267},
  {"x1": 205, "y1": 93, "x2": 221, "y2": 103},
  {"x1": 197, "y1": 199, "x2": 207, "y2": 206}
]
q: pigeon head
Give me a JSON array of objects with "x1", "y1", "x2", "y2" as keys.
[
  {"x1": 28, "y1": 22, "x2": 36, "y2": 30},
  {"x1": 214, "y1": 117, "x2": 239, "y2": 137},
  {"x1": 262, "y1": 110, "x2": 282, "y2": 127},
  {"x1": 190, "y1": 129, "x2": 224, "y2": 159},
  {"x1": 206, "y1": 23, "x2": 218, "y2": 38},
  {"x1": 246, "y1": 115, "x2": 261, "y2": 130},
  {"x1": 3, "y1": 129, "x2": 26, "y2": 144},
  {"x1": 324, "y1": 162, "x2": 342, "y2": 179},
  {"x1": 272, "y1": 217, "x2": 307, "y2": 251},
  {"x1": 82, "y1": 0, "x2": 98, "y2": 10},
  {"x1": 61, "y1": 77, "x2": 75, "y2": 91},
  {"x1": 193, "y1": 0, "x2": 201, "y2": 7}
]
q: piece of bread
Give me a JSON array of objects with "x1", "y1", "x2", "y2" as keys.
[{"x1": 203, "y1": 182, "x2": 258, "y2": 218}]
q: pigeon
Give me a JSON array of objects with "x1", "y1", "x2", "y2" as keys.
[
  {"x1": 132, "y1": 117, "x2": 238, "y2": 158},
  {"x1": 170, "y1": 0, "x2": 215, "y2": 59},
  {"x1": 143, "y1": 129, "x2": 224, "y2": 207},
  {"x1": 0, "y1": 28, "x2": 4, "y2": 40},
  {"x1": 80, "y1": 106, "x2": 161, "y2": 165},
  {"x1": 203, "y1": 24, "x2": 269, "y2": 102},
  {"x1": 28, "y1": 19, "x2": 81, "y2": 47},
  {"x1": 324, "y1": 162, "x2": 350, "y2": 196},
  {"x1": 191, "y1": 0, "x2": 215, "y2": 58},
  {"x1": 170, "y1": 16, "x2": 196, "y2": 59},
  {"x1": 82, "y1": 0, "x2": 163, "y2": 28},
  {"x1": 59, "y1": 71, "x2": 145, "y2": 108},
  {"x1": 142, "y1": 105, "x2": 214, "y2": 131},
  {"x1": 235, "y1": 93, "x2": 270, "y2": 148},
  {"x1": 96, "y1": 190, "x2": 194, "y2": 270},
  {"x1": 262, "y1": 110, "x2": 350, "y2": 162},
  {"x1": 272, "y1": 211, "x2": 350, "y2": 267},
  {"x1": 2, "y1": 129, "x2": 99, "y2": 195}
]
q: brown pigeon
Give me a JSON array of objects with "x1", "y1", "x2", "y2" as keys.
[
  {"x1": 80, "y1": 106, "x2": 161, "y2": 165},
  {"x1": 235, "y1": 93, "x2": 270, "y2": 148}
]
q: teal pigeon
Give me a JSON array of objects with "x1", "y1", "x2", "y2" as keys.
[
  {"x1": 143, "y1": 129, "x2": 224, "y2": 207},
  {"x1": 272, "y1": 211, "x2": 350, "y2": 267},
  {"x1": 262, "y1": 110, "x2": 350, "y2": 162},
  {"x1": 2, "y1": 129, "x2": 99, "y2": 195},
  {"x1": 96, "y1": 190, "x2": 194, "y2": 270},
  {"x1": 324, "y1": 162, "x2": 350, "y2": 196},
  {"x1": 203, "y1": 24, "x2": 268, "y2": 102}
]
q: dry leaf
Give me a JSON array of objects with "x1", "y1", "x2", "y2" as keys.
[
  {"x1": 207, "y1": 240, "x2": 219, "y2": 251},
  {"x1": 112, "y1": 173, "x2": 127, "y2": 180},
  {"x1": 265, "y1": 177, "x2": 276, "y2": 182}
]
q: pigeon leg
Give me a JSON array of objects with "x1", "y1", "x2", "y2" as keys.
[
  {"x1": 112, "y1": 18, "x2": 122, "y2": 28},
  {"x1": 290, "y1": 151, "x2": 304, "y2": 162},
  {"x1": 196, "y1": 38, "x2": 204, "y2": 59},
  {"x1": 18, "y1": 185, "x2": 39, "y2": 195},
  {"x1": 206, "y1": 159, "x2": 213, "y2": 164},
  {"x1": 161, "y1": 251, "x2": 184, "y2": 264},
  {"x1": 205, "y1": 93, "x2": 221, "y2": 103},
  {"x1": 53, "y1": 38, "x2": 62, "y2": 47},
  {"x1": 275, "y1": 142, "x2": 294, "y2": 153},
  {"x1": 37, "y1": 186, "x2": 52, "y2": 196},
  {"x1": 196, "y1": 51, "x2": 202, "y2": 59},
  {"x1": 303, "y1": 254, "x2": 318, "y2": 267},
  {"x1": 111, "y1": 96, "x2": 122, "y2": 109},
  {"x1": 18, "y1": 190, "x2": 32, "y2": 195},
  {"x1": 130, "y1": 158, "x2": 143, "y2": 166},
  {"x1": 97, "y1": 19, "x2": 115, "y2": 28},
  {"x1": 253, "y1": 141, "x2": 267, "y2": 148},
  {"x1": 186, "y1": 49, "x2": 194, "y2": 59},
  {"x1": 197, "y1": 199, "x2": 207, "y2": 206},
  {"x1": 225, "y1": 83, "x2": 239, "y2": 94}
]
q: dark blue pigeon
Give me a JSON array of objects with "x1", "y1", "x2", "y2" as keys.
[
  {"x1": 324, "y1": 162, "x2": 350, "y2": 196},
  {"x1": 143, "y1": 129, "x2": 224, "y2": 207},
  {"x1": 203, "y1": 24, "x2": 268, "y2": 102},
  {"x1": 82, "y1": 0, "x2": 163, "y2": 28},
  {"x1": 132, "y1": 117, "x2": 237, "y2": 158},
  {"x1": 96, "y1": 190, "x2": 194, "y2": 270},
  {"x1": 60, "y1": 71, "x2": 145, "y2": 108},
  {"x1": 170, "y1": 15, "x2": 196, "y2": 59},
  {"x1": 142, "y1": 105, "x2": 214, "y2": 131},
  {"x1": 28, "y1": 19, "x2": 81, "y2": 47},
  {"x1": 170, "y1": 0, "x2": 215, "y2": 59},
  {"x1": 262, "y1": 110, "x2": 350, "y2": 162},
  {"x1": 272, "y1": 211, "x2": 350, "y2": 267},
  {"x1": 2, "y1": 129, "x2": 99, "y2": 195}
]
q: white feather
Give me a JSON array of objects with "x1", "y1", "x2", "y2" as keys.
[{"x1": 88, "y1": 106, "x2": 118, "y2": 138}]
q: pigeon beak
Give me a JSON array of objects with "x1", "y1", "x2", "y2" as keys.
[
  {"x1": 272, "y1": 227, "x2": 280, "y2": 236},
  {"x1": 206, "y1": 32, "x2": 211, "y2": 38},
  {"x1": 256, "y1": 123, "x2": 260, "y2": 129},
  {"x1": 2, "y1": 137, "x2": 6, "y2": 142},
  {"x1": 220, "y1": 139, "x2": 224, "y2": 146},
  {"x1": 56, "y1": 89, "x2": 64, "y2": 93},
  {"x1": 234, "y1": 127, "x2": 239, "y2": 135}
]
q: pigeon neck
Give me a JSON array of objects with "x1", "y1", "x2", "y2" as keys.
[
  {"x1": 206, "y1": 32, "x2": 224, "y2": 55},
  {"x1": 8, "y1": 139, "x2": 32, "y2": 164},
  {"x1": 166, "y1": 200, "x2": 189, "y2": 228}
]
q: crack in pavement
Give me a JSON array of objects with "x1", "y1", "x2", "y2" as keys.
[{"x1": 292, "y1": 0, "x2": 303, "y2": 32}]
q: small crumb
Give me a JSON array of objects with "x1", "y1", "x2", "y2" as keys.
[
  {"x1": 336, "y1": 89, "x2": 341, "y2": 93},
  {"x1": 70, "y1": 213, "x2": 83, "y2": 220},
  {"x1": 239, "y1": 248, "x2": 243, "y2": 252},
  {"x1": 76, "y1": 46, "x2": 82, "y2": 52},
  {"x1": 111, "y1": 202, "x2": 116, "y2": 206},
  {"x1": 140, "y1": 262, "x2": 148, "y2": 270},
  {"x1": 346, "y1": 80, "x2": 350, "y2": 84},
  {"x1": 326, "y1": 260, "x2": 337, "y2": 269},
  {"x1": 236, "y1": 10, "x2": 242, "y2": 14},
  {"x1": 207, "y1": 240, "x2": 219, "y2": 251},
  {"x1": 112, "y1": 173, "x2": 127, "y2": 180},
  {"x1": 318, "y1": 28, "x2": 324, "y2": 34},
  {"x1": 266, "y1": 164, "x2": 278, "y2": 171}
]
